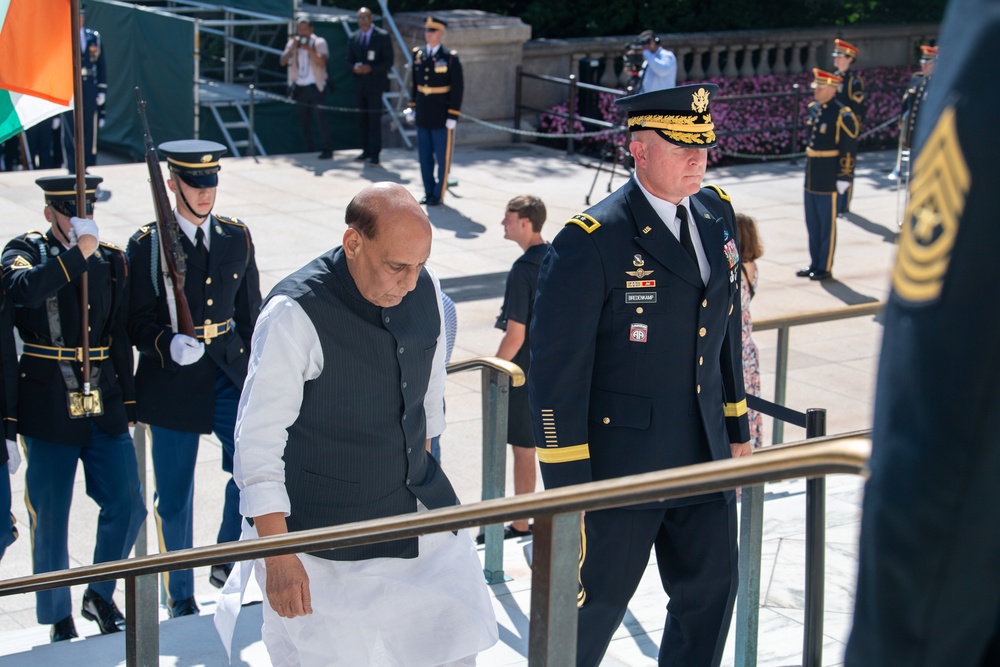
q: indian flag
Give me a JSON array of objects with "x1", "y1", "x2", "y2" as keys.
[{"x1": 0, "y1": 0, "x2": 73, "y2": 143}]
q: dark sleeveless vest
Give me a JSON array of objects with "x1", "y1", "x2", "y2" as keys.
[{"x1": 268, "y1": 247, "x2": 458, "y2": 561}]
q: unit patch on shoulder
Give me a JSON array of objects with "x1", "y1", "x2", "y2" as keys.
[
  {"x1": 10, "y1": 255, "x2": 32, "y2": 270},
  {"x1": 565, "y1": 214, "x2": 600, "y2": 233},
  {"x1": 893, "y1": 105, "x2": 968, "y2": 304}
]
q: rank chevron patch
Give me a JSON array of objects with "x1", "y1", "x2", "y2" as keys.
[{"x1": 893, "y1": 106, "x2": 969, "y2": 303}]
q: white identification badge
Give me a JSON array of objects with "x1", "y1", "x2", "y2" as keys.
[{"x1": 367, "y1": 50, "x2": 376, "y2": 61}]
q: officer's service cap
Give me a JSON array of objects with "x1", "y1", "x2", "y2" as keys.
[
  {"x1": 425, "y1": 16, "x2": 447, "y2": 31},
  {"x1": 919, "y1": 45, "x2": 939, "y2": 62},
  {"x1": 811, "y1": 68, "x2": 843, "y2": 88},
  {"x1": 616, "y1": 83, "x2": 719, "y2": 147},
  {"x1": 36, "y1": 175, "x2": 103, "y2": 215},
  {"x1": 832, "y1": 38, "x2": 859, "y2": 58},
  {"x1": 159, "y1": 140, "x2": 227, "y2": 188}
]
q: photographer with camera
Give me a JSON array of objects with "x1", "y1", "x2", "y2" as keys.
[
  {"x1": 635, "y1": 30, "x2": 677, "y2": 93},
  {"x1": 280, "y1": 17, "x2": 333, "y2": 159}
]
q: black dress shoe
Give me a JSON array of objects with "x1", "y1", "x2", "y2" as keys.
[
  {"x1": 354, "y1": 152, "x2": 371, "y2": 161},
  {"x1": 419, "y1": 196, "x2": 440, "y2": 206},
  {"x1": 167, "y1": 597, "x2": 200, "y2": 618},
  {"x1": 809, "y1": 270, "x2": 833, "y2": 281},
  {"x1": 475, "y1": 524, "x2": 532, "y2": 545},
  {"x1": 50, "y1": 615, "x2": 78, "y2": 642},
  {"x1": 795, "y1": 267, "x2": 813, "y2": 278},
  {"x1": 81, "y1": 587, "x2": 126, "y2": 634},
  {"x1": 209, "y1": 563, "x2": 233, "y2": 589},
  {"x1": 368, "y1": 156, "x2": 380, "y2": 165},
  {"x1": 317, "y1": 150, "x2": 333, "y2": 159}
]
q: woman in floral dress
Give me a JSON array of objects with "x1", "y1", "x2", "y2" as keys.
[{"x1": 736, "y1": 213, "x2": 764, "y2": 448}]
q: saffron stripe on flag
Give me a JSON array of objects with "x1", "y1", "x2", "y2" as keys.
[
  {"x1": 0, "y1": 89, "x2": 71, "y2": 145},
  {"x1": 0, "y1": 0, "x2": 74, "y2": 105}
]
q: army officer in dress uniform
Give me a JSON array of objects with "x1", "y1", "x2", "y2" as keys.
[
  {"x1": 831, "y1": 38, "x2": 864, "y2": 214},
  {"x1": 797, "y1": 68, "x2": 860, "y2": 281},
  {"x1": 126, "y1": 141, "x2": 261, "y2": 618},
  {"x1": 2, "y1": 176, "x2": 145, "y2": 641},
  {"x1": 528, "y1": 84, "x2": 751, "y2": 667},
  {"x1": 409, "y1": 16, "x2": 463, "y2": 206}
]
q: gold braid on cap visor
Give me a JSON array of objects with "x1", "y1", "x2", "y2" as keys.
[{"x1": 628, "y1": 113, "x2": 716, "y2": 145}]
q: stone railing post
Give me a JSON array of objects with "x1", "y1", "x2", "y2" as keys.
[
  {"x1": 723, "y1": 45, "x2": 740, "y2": 78},
  {"x1": 773, "y1": 41, "x2": 790, "y2": 75},
  {"x1": 674, "y1": 46, "x2": 692, "y2": 83},
  {"x1": 689, "y1": 46, "x2": 707, "y2": 80},
  {"x1": 739, "y1": 44, "x2": 757, "y2": 77},
  {"x1": 758, "y1": 43, "x2": 774, "y2": 76},
  {"x1": 805, "y1": 39, "x2": 824, "y2": 71},
  {"x1": 707, "y1": 45, "x2": 724, "y2": 78}
]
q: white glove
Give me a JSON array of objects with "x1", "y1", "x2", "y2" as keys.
[
  {"x1": 128, "y1": 425, "x2": 136, "y2": 439},
  {"x1": 70, "y1": 216, "x2": 99, "y2": 244},
  {"x1": 52, "y1": 116, "x2": 61, "y2": 130},
  {"x1": 96, "y1": 92, "x2": 106, "y2": 107},
  {"x1": 445, "y1": 118, "x2": 457, "y2": 130},
  {"x1": 98, "y1": 118, "x2": 106, "y2": 129},
  {"x1": 170, "y1": 334, "x2": 205, "y2": 366},
  {"x1": 836, "y1": 180, "x2": 850, "y2": 194},
  {"x1": 6, "y1": 440, "x2": 20, "y2": 475}
]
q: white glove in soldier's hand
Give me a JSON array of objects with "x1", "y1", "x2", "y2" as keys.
[
  {"x1": 836, "y1": 180, "x2": 851, "y2": 194},
  {"x1": 96, "y1": 92, "x2": 106, "y2": 107},
  {"x1": 70, "y1": 216, "x2": 99, "y2": 244},
  {"x1": 6, "y1": 440, "x2": 20, "y2": 475},
  {"x1": 170, "y1": 334, "x2": 205, "y2": 366},
  {"x1": 445, "y1": 118, "x2": 457, "y2": 130}
]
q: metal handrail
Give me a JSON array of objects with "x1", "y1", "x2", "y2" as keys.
[
  {"x1": 448, "y1": 356, "x2": 525, "y2": 386},
  {"x1": 753, "y1": 301, "x2": 883, "y2": 444},
  {"x1": 0, "y1": 437, "x2": 868, "y2": 596}
]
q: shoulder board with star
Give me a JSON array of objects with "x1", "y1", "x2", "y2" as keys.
[
  {"x1": 703, "y1": 184, "x2": 731, "y2": 202},
  {"x1": 132, "y1": 225, "x2": 153, "y2": 242},
  {"x1": 99, "y1": 240, "x2": 123, "y2": 252},
  {"x1": 565, "y1": 213, "x2": 601, "y2": 234},
  {"x1": 216, "y1": 215, "x2": 246, "y2": 228}
]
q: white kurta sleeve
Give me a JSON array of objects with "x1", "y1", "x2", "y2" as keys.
[
  {"x1": 234, "y1": 295, "x2": 324, "y2": 519},
  {"x1": 423, "y1": 268, "x2": 447, "y2": 439}
]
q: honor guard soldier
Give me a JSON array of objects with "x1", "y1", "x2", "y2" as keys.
[
  {"x1": 409, "y1": 16, "x2": 463, "y2": 206},
  {"x1": 846, "y1": 1, "x2": 1000, "y2": 662},
  {"x1": 900, "y1": 45, "x2": 938, "y2": 155},
  {"x1": 126, "y1": 141, "x2": 261, "y2": 617},
  {"x1": 2, "y1": 176, "x2": 145, "y2": 641},
  {"x1": 62, "y1": 2, "x2": 107, "y2": 172},
  {"x1": 797, "y1": 68, "x2": 860, "y2": 281},
  {"x1": 529, "y1": 84, "x2": 751, "y2": 667},
  {"x1": 832, "y1": 38, "x2": 864, "y2": 213}
]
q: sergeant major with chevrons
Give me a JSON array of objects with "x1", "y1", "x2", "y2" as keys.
[
  {"x1": 126, "y1": 140, "x2": 261, "y2": 618},
  {"x1": 528, "y1": 84, "x2": 751, "y2": 667}
]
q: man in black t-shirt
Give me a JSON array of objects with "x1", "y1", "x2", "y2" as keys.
[{"x1": 480, "y1": 195, "x2": 548, "y2": 543}]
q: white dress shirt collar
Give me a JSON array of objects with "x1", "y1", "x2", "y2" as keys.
[
  {"x1": 174, "y1": 208, "x2": 211, "y2": 252},
  {"x1": 633, "y1": 175, "x2": 710, "y2": 284}
]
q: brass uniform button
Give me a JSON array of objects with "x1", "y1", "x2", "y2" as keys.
[
  {"x1": 699, "y1": 327, "x2": 707, "y2": 337},
  {"x1": 697, "y1": 385, "x2": 701, "y2": 393},
  {"x1": 699, "y1": 356, "x2": 704, "y2": 365},
  {"x1": 204, "y1": 319, "x2": 212, "y2": 325},
  {"x1": 702, "y1": 299, "x2": 708, "y2": 308},
  {"x1": 205, "y1": 277, "x2": 212, "y2": 285},
  {"x1": 602, "y1": 417, "x2": 610, "y2": 424},
  {"x1": 206, "y1": 298, "x2": 214, "y2": 306},
  {"x1": 233, "y1": 273, "x2": 238, "y2": 279},
  {"x1": 636, "y1": 307, "x2": 644, "y2": 314}
]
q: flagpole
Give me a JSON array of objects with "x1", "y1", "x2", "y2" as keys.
[{"x1": 70, "y1": 0, "x2": 91, "y2": 396}]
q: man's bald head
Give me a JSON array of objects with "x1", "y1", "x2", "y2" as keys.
[{"x1": 343, "y1": 183, "x2": 433, "y2": 308}]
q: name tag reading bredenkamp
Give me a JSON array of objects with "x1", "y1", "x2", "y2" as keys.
[{"x1": 625, "y1": 292, "x2": 657, "y2": 303}]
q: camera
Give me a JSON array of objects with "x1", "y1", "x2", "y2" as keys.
[
  {"x1": 623, "y1": 43, "x2": 646, "y2": 75},
  {"x1": 297, "y1": 35, "x2": 310, "y2": 46}
]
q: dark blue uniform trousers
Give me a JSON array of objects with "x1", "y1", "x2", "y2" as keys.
[
  {"x1": 24, "y1": 423, "x2": 145, "y2": 624},
  {"x1": 0, "y1": 462, "x2": 16, "y2": 560},
  {"x1": 577, "y1": 499, "x2": 738, "y2": 667},
  {"x1": 150, "y1": 369, "x2": 241, "y2": 601},
  {"x1": 417, "y1": 126, "x2": 449, "y2": 200},
  {"x1": 804, "y1": 191, "x2": 838, "y2": 273}
]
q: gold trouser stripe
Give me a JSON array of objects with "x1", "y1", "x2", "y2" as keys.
[
  {"x1": 825, "y1": 192, "x2": 838, "y2": 271},
  {"x1": 536, "y1": 443, "x2": 590, "y2": 463},
  {"x1": 149, "y1": 427, "x2": 172, "y2": 597},
  {"x1": 23, "y1": 438, "x2": 36, "y2": 555},
  {"x1": 723, "y1": 399, "x2": 748, "y2": 418},
  {"x1": 806, "y1": 148, "x2": 839, "y2": 158},
  {"x1": 440, "y1": 125, "x2": 455, "y2": 203},
  {"x1": 577, "y1": 517, "x2": 587, "y2": 607},
  {"x1": 417, "y1": 85, "x2": 451, "y2": 95}
]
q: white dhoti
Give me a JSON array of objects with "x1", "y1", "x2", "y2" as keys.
[{"x1": 256, "y1": 526, "x2": 498, "y2": 666}]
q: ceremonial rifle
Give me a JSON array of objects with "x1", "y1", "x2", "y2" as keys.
[{"x1": 134, "y1": 87, "x2": 196, "y2": 337}]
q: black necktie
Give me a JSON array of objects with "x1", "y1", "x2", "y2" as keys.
[
  {"x1": 194, "y1": 226, "x2": 209, "y2": 265},
  {"x1": 361, "y1": 33, "x2": 368, "y2": 49},
  {"x1": 677, "y1": 206, "x2": 698, "y2": 266}
]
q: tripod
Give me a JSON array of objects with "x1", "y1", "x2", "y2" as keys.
[{"x1": 586, "y1": 140, "x2": 633, "y2": 205}]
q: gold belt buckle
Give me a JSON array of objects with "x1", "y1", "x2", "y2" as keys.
[{"x1": 67, "y1": 389, "x2": 104, "y2": 419}]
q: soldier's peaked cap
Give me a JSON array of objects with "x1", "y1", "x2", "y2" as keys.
[
  {"x1": 616, "y1": 83, "x2": 719, "y2": 148},
  {"x1": 36, "y1": 175, "x2": 103, "y2": 203},
  {"x1": 159, "y1": 140, "x2": 227, "y2": 188},
  {"x1": 833, "y1": 38, "x2": 859, "y2": 58},
  {"x1": 425, "y1": 16, "x2": 447, "y2": 31}
]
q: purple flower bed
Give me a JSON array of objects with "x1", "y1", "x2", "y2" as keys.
[{"x1": 538, "y1": 66, "x2": 915, "y2": 167}]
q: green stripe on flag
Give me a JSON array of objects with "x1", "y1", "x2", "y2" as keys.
[
  {"x1": 0, "y1": 89, "x2": 70, "y2": 145},
  {"x1": 0, "y1": 89, "x2": 21, "y2": 144}
]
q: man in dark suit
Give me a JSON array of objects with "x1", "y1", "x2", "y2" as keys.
[
  {"x1": 846, "y1": 1, "x2": 1000, "y2": 663},
  {"x1": 529, "y1": 84, "x2": 751, "y2": 667},
  {"x1": 796, "y1": 68, "x2": 860, "y2": 281},
  {"x1": 126, "y1": 140, "x2": 261, "y2": 618},
  {"x1": 409, "y1": 16, "x2": 463, "y2": 206},
  {"x1": 347, "y1": 7, "x2": 394, "y2": 165},
  {"x1": 62, "y1": 4, "x2": 106, "y2": 172},
  {"x1": 2, "y1": 175, "x2": 145, "y2": 641}
]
